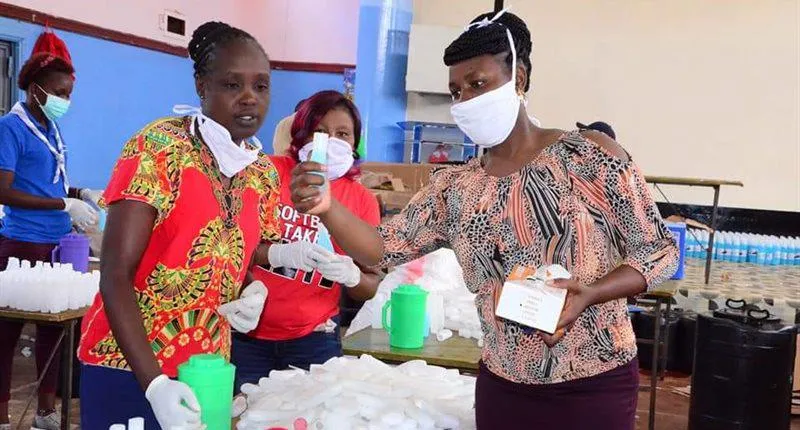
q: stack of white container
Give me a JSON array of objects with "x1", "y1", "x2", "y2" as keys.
[
  {"x1": 0, "y1": 257, "x2": 99, "y2": 312},
  {"x1": 686, "y1": 229, "x2": 800, "y2": 266},
  {"x1": 237, "y1": 355, "x2": 476, "y2": 430}
]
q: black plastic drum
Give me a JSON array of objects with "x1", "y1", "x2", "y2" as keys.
[
  {"x1": 688, "y1": 300, "x2": 796, "y2": 430},
  {"x1": 633, "y1": 309, "x2": 679, "y2": 372},
  {"x1": 676, "y1": 310, "x2": 698, "y2": 375}
]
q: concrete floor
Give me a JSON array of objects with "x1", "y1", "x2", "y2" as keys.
[{"x1": 6, "y1": 328, "x2": 800, "y2": 429}]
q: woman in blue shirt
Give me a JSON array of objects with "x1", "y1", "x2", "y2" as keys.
[{"x1": 0, "y1": 52, "x2": 101, "y2": 430}]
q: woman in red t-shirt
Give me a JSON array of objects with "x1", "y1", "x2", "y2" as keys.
[{"x1": 231, "y1": 90, "x2": 381, "y2": 388}]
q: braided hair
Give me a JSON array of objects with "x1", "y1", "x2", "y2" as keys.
[
  {"x1": 443, "y1": 11, "x2": 533, "y2": 92},
  {"x1": 188, "y1": 21, "x2": 267, "y2": 77}
]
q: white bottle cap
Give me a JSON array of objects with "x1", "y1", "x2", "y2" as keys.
[
  {"x1": 109, "y1": 424, "x2": 125, "y2": 430},
  {"x1": 128, "y1": 417, "x2": 145, "y2": 430}
]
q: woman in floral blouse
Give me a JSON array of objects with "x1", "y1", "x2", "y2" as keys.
[{"x1": 288, "y1": 10, "x2": 678, "y2": 430}]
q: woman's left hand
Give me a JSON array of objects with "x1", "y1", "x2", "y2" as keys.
[{"x1": 538, "y1": 278, "x2": 596, "y2": 346}]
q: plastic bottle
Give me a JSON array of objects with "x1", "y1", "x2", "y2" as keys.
[
  {"x1": 684, "y1": 232, "x2": 694, "y2": 259},
  {"x1": 309, "y1": 132, "x2": 329, "y2": 187},
  {"x1": 689, "y1": 230, "x2": 701, "y2": 259},
  {"x1": 736, "y1": 233, "x2": 745, "y2": 263},
  {"x1": 746, "y1": 234, "x2": 757, "y2": 263},
  {"x1": 315, "y1": 224, "x2": 335, "y2": 253},
  {"x1": 724, "y1": 232, "x2": 733, "y2": 261},
  {"x1": 109, "y1": 425, "x2": 125, "y2": 430},
  {"x1": 756, "y1": 236, "x2": 767, "y2": 265},
  {"x1": 764, "y1": 236, "x2": 775, "y2": 266},
  {"x1": 6, "y1": 257, "x2": 19, "y2": 270},
  {"x1": 731, "y1": 234, "x2": 741, "y2": 263},
  {"x1": 768, "y1": 236, "x2": 779, "y2": 266},
  {"x1": 780, "y1": 237, "x2": 790, "y2": 265},
  {"x1": 726, "y1": 232, "x2": 734, "y2": 262},
  {"x1": 720, "y1": 232, "x2": 729, "y2": 261},
  {"x1": 128, "y1": 417, "x2": 145, "y2": 430},
  {"x1": 739, "y1": 233, "x2": 748, "y2": 263},
  {"x1": 695, "y1": 230, "x2": 704, "y2": 259},
  {"x1": 700, "y1": 230, "x2": 709, "y2": 260},
  {"x1": 793, "y1": 238, "x2": 800, "y2": 266},
  {"x1": 177, "y1": 354, "x2": 235, "y2": 430}
]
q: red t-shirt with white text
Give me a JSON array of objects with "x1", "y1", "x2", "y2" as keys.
[{"x1": 249, "y1": 156, "x2": 380, "y2": 340}]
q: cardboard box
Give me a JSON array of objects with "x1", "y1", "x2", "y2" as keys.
[
  {"x1": 495, "y1": 265, "x2": 569, "y2": 335},
  {"x1": 360, "y1": 162, "x2": 437, "y2": 192},
  {"x1": 370, "y1": 189, "x2": 416, "y2": 211},
  {"x1": 360, "y1": 163, "x2": 444, "y2": 213}
]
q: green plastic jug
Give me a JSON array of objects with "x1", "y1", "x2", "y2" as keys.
[
  {"x1": 177, "y1": 353, "x2": 235, "y2": 430},
  {"x1": 382, "y1": 284, "x2": 428, "y2": 349}
]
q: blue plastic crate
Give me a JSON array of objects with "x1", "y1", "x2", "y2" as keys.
[{"x1": 667, "y1": 222, "x2": 686, "y2": 280}]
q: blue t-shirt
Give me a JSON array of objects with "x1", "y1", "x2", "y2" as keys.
[{"x1": 0, "y1": 103, "x2": 70, "y2": 244}]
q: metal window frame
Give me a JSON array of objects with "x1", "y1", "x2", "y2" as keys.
[{"x1": 0, "y1": 38, "x2": 18, "y2": 115}]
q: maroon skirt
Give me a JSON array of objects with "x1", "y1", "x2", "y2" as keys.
[{"x1": 475, "y1": 359, "x2": 639, "y2": 430}]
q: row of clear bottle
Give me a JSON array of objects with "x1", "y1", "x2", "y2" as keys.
[
  {"x1": 0, "y1": 257, "x2": 99, "y2": 312},
  {"x1": 684, "y1": 230, "x2": 800, "y2": 266}
]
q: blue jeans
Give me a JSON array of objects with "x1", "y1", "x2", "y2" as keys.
[
  {"x1": 80, "y1": 364, "x2": 161, "y2": 429},
  {"x1": 230, "y1": 318, "x2": 342, "y2": 392}
]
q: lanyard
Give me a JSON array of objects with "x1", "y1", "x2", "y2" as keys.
[{"x1": 9, "y1": 102, "x2": 69, "y2": 192}]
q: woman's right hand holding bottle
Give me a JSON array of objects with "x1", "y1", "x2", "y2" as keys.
[{"x1": 290, "y1": 161, "x2": 330, "y2": 215}]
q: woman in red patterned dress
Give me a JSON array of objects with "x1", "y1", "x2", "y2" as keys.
[
  {"x1": 77, "y1": 22, "x2": 327, "y2": 430},
  {"x1": 288, "y1": 11, "x2": 679, "y2": 430}
]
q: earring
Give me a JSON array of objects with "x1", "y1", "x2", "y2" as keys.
[{"x1": 518, "y1": 92, "x2": 528, "y2": 107}]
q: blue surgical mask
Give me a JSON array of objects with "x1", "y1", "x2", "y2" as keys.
[{"x1": 34, "y1": 83, "x2": 70, "y2": 121}]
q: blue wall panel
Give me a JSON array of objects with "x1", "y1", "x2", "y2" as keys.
[
  {"x1": 0, "y1": 17, "x2": 195, "y2": 189},
  {"x1": 0, "y1": 16, "x2": 344, "y2": 188},
  {"x1": 354, "y1": 0, "x2": 412, "y2": 162}
]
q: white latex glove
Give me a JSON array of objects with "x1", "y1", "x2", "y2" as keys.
[
  {"x1": 79, "y1": 188, "x2": 104, "y2": 206},
  {"x1": 144, "y1": 374, "x2": 202, "y2": 430},
  {"x1": 317, "y1": 254, "x2": 361, "y2": 287},
  {"x1": 267, "y1": 241, "x2": 333, "y2": 272},
  {"x1": 62, "y1": 198, "x2": 98, "y2": 227},
  {"x1": 231, "y1": 395, "x2": 247, "y2": 418},
  {"x1": 218, "y1": 281, "x2": 268, "y2": 333}
]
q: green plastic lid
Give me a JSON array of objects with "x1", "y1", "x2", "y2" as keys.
[
  {"x1": 178, "y1": 354, "x2": 233, "y2": 380},
  {"x1": 187, "y1": 353, "x2": 226, "y2": 368},
  {"x1": 395, "y1": 284, "x2": 428, "y2": 296}
]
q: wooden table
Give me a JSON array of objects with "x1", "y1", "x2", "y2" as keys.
[
  {"x1": 644, "y1": 175, "x2": 743, "y2": 284},
  {"x1": 0, "y1": 307, "x2": 88, "y2": 430},
  {"x1": 342, "y1": 328, "x2": 480, "y2": 373}
]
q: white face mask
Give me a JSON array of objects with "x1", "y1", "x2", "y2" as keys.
[
  {"x1": 298, "y1": 137, "x2": 355, "y2": 180},
  {"x1": 450, "y1": 22, "x2": 523, "y2": 148},
  {"x1": 173, "y1": 105, "x2": 262, "y2": 177}
]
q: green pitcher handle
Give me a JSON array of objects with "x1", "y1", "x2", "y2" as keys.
[{"x1": 382, "y1": 301, "x2": 391, "y2": 333}]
